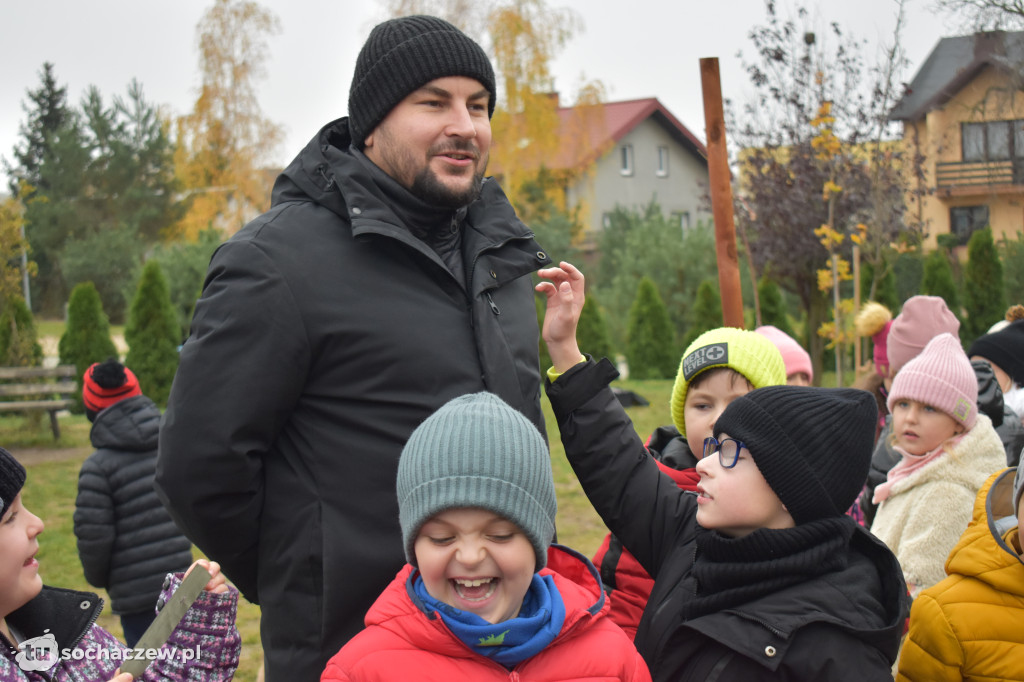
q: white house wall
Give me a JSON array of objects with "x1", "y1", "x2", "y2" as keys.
[{"x1": 570, "y1": 117, "x2": 710, "y2": 238}]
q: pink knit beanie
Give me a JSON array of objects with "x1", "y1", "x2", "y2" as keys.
[
  {"x1": 886, "y1": 296, "x2": 960, "y2": 376},
  {"x1": 755, "y1": 325, "x2": 813, "y2": 383},
  {"x1": 886, "y1": 333, "x2": 977, "y2": 429}
]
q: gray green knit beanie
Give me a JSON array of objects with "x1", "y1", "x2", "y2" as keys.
[
  {"x1": 348, "y1": 15, "x2": 496, "y2": 148},
  {"x1": 397, "y1": 392, "x2": 556, "y2": 571}
]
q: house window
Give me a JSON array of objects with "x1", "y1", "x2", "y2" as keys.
[
  {"x1": 962, "y1": 119, "x2": 1024, "y2": 161},
  {"x1": 602, "y1": 212, "x2": 613, "y2": 229},
  {"x1": 949, "y1": 205, "x2": 989, "y2": 244},
  {"x1": 657, "y1": 146, "x2": 669, "y2": 177},
  {"x1": 671, "y1": 211, "x2": 691, "y2": 231},
  {"x1": 620, "y1": 145, "x2": 634, "y2": 176}
]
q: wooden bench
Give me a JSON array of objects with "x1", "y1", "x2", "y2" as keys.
[{"x1": 0, "y1": 365, "x2": 78, "y2": 440}]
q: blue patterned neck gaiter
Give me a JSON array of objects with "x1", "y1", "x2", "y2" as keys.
[{"x1": 412, "y1": 572, "x2": 566, "y2": 668}]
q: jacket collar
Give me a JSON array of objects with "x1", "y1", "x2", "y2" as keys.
[
  {"x1": 944, "y1": 468, "x2": 1024, "y2": 593},
  {"x1": 273, "y1": 118, "x2": 533, "y2": 241},
  {"x1": 271, "y1": 118, "x2": 541, "y2": 274},
  {"x1": 684, "y1": 525, "x2": 909, "y2": 669},
  {"x1": 4, "y1": 586, "x2": 103, "y2": 654}
]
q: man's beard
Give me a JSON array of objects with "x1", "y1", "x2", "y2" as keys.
[{"x1": 409, "y1": 158, "x2": 486, "y2": 209}]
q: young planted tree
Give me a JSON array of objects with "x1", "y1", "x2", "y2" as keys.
[
  {"x1": 125, "y1": 260, "x2": 181, "y2": 406},
  {"x1": 963, "y1": 227, "x2": 1007, "y2": 342},
  {"x1": 998, "y1": 232, "x2": 1024, "y2": 304},
  {"x1": 732, "y1": 2, "x2": 914, "y2": 380},
  {"x1": 516, "y1": 167, "x2": 585, "y2": 265},
  {"x1": 149, "y1": 228, "x2": 223, "y2": 340},
  {"x1": 757, "y1": 277, "x2": 798, "y2": 340},
  {"x1": 921, "y1": 249, "x2": 961, "y2": 321},
  {"x1": 595, "y1": 201, "x2": 717, "y2": 350},
  {"x1": 59, "y1": 282, "x2": 119, "y2": 410},
  {"x1": 684, "y1": 279, "x2": 724, "y2": 349},
  {"x1": 577, "y1": 290, "x2": 614, "y2": 362},
  {"x1": 626, "y1": 277, "x2": 676, "y2": 380},
  {"x1": 859, "y1": 260, "x2": 899, "y2": 312},
  {"x1": 173, "y1": 0, "x2": 282, "y2": 238},
  {"x1": 0, "y1": 191, "x2": 35, "y2": 341},
  {"x1": 0, "y1": 297, "x2": 43, "y2": 367}
]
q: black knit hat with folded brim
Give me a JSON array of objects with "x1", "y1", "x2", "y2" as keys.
[
  {"x1": 348, "y1": 15, "x2": 496, "y2": 148},
  {"x1": 714, "y1": 386, "x2": 877, "y2": 525},
  {"x1": 968, "y1": 319, "x2": 1024, "y2": 386},
  {"x1": 0, "y1": 447, "x2": 26, "y2": 519}
]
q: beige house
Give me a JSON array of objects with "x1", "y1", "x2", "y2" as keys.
[{"x1": 890, "y1": 30, "x2": 1024, "y2": 247}]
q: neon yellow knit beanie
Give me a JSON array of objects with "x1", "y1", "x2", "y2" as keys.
[{"x1": 670, "y1": 327, "x2": 787, "y2": 437}]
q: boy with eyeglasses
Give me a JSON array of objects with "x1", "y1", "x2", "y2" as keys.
[
  {"x1": 590, "y1": 298, "x2": 786, "y2": 640},
  {"x1": 536, "y1": 262, "x2": 910, "y2": 681}
]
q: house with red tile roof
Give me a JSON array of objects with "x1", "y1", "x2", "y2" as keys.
[{"x1": 493, "y1": 96, "x2": 710, "y2": 242}]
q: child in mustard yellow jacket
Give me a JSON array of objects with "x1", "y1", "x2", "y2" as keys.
[{"x1": 895, "y1": 463, "x2": 1024, "y2": 681}]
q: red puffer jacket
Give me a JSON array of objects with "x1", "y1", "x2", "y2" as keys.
[{"x1": 321, "y1": 545, "x2": 650, "y2": 682}]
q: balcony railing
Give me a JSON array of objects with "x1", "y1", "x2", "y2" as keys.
[{"x1": 935, "y1": 159, "x2": 1024, "y2": 193}]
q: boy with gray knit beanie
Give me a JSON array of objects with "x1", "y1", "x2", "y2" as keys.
[
  {"x1": 536, "y1": 262, "x2": 910, "y2": 681},
  {"x1": 322, "y1": 392, "x2": 650, "y2": 681}
]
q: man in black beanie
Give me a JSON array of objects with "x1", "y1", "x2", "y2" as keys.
[{"x1": 156, "y1": 15, "x2": 550, "y2": 681}]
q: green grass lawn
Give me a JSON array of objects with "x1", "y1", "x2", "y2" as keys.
[{"x1": 8, "y1": 376, "x2": 673, "y2": 682}]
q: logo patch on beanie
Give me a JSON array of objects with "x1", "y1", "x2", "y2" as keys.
[
  {"x1": 683, "y1": 343, "x2": 728, "y2": 380},
  {"x1": 953, "y1": 398, "x2": 971, "y2": 422}
]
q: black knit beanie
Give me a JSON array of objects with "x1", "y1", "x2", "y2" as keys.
[
  {"x1": 714, "y1": 386, "x2": 877, "y2": 524},
  {"x1": 967, "y1": 319, "x2": 1024, "y2": 386},
  {"x1": 348, "y1": 15, "x2": 496, "y2": 148},
  {"x1": 0, "y1": 447, "x2": 26, "y2": 519}
]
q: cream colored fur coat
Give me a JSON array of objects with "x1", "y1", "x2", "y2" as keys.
[{"x1": 869, "y1": 414, "x2": 1005, "y2": 598}]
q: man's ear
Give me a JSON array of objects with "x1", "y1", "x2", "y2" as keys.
[{"x1": 363, "y1": 130, "x2": 375, "y2": 149}]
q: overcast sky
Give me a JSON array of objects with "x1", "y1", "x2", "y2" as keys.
[{"x1": 1, "y1": 0, "x2": 964, "y2": 188}]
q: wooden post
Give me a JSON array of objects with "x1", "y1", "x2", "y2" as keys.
[
  {"x1": 832, "y1": 254, "x2": 841, "y2": 387},
  {"x1": 852, "y1": 243, "x2": 861, "y2": 372},
  {"x1": 700, "y1": 57, "x2": 744, "y2": 329}
]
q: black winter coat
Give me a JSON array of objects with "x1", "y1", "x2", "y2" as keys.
[
  {"x1": 73, "y1": 396, "x2": 192, "y2": 615},
  {"x1": 547, "y1": 359, "x2": 910, "y2": 682},
  {"x1": 156, "y1": 117, "x2": 551, "y2": 682}
]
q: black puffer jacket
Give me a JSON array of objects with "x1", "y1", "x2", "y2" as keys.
[
  {"x1": 547, "y1": 359, "x2": 909, "y2": 682},
  {"x1": 156, "y1": 118, "x2": 550, "y2": 682},
  {"x1": 73, "y1": 395, "x2": 192, "y2": 615}
]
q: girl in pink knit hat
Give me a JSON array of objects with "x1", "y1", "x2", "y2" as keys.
[{"x1": 869, "y1": 333, "x2": 1006, "y2": 598}]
